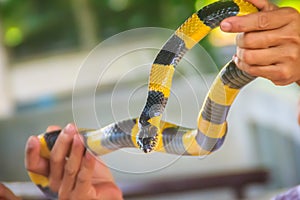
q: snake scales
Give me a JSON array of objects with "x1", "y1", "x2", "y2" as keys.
[{"x1": 28, "y1": 0, "x2": 258, "y2": 198}]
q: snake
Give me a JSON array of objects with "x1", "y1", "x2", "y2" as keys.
[{"x1": 27, "y1": 0, "x2": 258, "y2": 198}]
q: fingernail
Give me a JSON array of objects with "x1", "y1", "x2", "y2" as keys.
[
  {"x1": 63, "y1": 123, "x2": 75, "y2": 135},
  {"x1": 221, "y1": 21, "x2": 232, "y2": 31}
]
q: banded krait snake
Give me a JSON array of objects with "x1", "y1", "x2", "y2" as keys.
[{"x1": 28, "y1": 0, "x2": 258, "y2": 197}]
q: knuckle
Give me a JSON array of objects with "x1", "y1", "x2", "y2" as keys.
[
  {"x1": 241, "y1": 50, "x2": 253, "y2": 64},
  {"x1": 284, "y1": 7, "x2": 299, "y2": 18},
  {"x1": 50, "y1": 154, "x2": 63, "y2": 165},
  {"x1": 278, "y1": 68, "x2": 292, "y2": 82},
  {"x1": 237, "y1": 23, "x2": 247, "y2": 32},
  {"x1": 235, "y1": 33, "x2": 243, "y2": 46},
  {"x1": 64, "y1": 164, "x2": 77, "y2": 177},
  {"x1": 76, "y1": 171, "x2": 87, "y2": 183},
  {"x1": 263, "y1": 33, "x2": 274, "y2": 48},
  {"x1": 244, "y1": 67, "x2": 256, "y2": 76},
  {"x1": 240, "y1": 33, "x2": 251, "y2": 47},
  {"x1": 290, "y1": 50, "x2": 299, "y2": 61},
  {"x1": 257, "y1": 12, "x2": 270, "y2": 29},
  {"x1": 293, "y1": 35, "x2": 300, "y2": 45},
  {"x1": 239, "y1": 63, "x2": 256, "y2": 77},
  {"x1": 283, "y1": 33, "x2": 300, "y2": 45},
  {"x1": 284, "y1": 46, "x2": 300, "y2": 62},
  {"x1": 238, "y1": 62, "x2": 250, "y2": 74}
]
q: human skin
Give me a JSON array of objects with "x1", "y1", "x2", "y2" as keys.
[
  {"x1": 25, "y1": 124, "x2": 123, "y2": 200},
  {"x1": 0, "y1": 183, "x2": 21, "y2": 200},
  {"x1": 220, "y1": 0, "x2": 300, "y2": 86}
]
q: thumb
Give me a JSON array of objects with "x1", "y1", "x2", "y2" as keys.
[{"x1": 25, "y1": 136, "x2": 49, "y2": 177}]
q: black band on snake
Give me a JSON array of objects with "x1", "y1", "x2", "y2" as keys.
[{"x1": 28, "y1": 0, "x2": 258, "y2": 198}]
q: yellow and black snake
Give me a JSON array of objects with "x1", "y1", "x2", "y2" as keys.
[{"x1": 28, "y1": 0, "x2": 258, "y2": 198}]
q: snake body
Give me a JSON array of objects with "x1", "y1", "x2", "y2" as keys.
[{"x1": 28, "y1": 0, "x2": 258, "y2": 198}]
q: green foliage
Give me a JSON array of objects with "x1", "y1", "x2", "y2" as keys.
[{"x1": 0, "y1": 0, "x2": 295, "y2": 61}]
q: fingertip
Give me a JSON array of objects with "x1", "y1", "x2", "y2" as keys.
[
  {"x1": 25, "y1": 136, "x2": 40, "y2": 169},
  {"x1": 73, "y1": 133, "x2": 80, "y2": 143},
  {"x1": 46, "y1": 125, "x2": 61, "y2": 132},
  {"x1": 62, "y1": 123, "x2": 78, "y2": 136},
  {"x1": 25, "y1": 136, "x2": 40, "y2": 153},
  {"x1": 220, "y1": 21, "x2": 232, "y2": 32}
]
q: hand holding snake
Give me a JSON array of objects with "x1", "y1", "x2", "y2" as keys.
[
  {"x1": 25, "y1": 124, "x2": 122, "y2": 200},
  {"x1": 221, "y1": 0, "x2": 300, "y2": 86}
]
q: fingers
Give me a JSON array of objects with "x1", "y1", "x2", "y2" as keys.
[
  {"x1": 46, "y1": 125, "x2": 62, "y2": 132},
  {"x1": 234, "y1": 36, "x2": 300, "y2": 84},
  {"x1": 60, "y1": 149, "x2": 123, "y2": 200},
  {"x1": 25, "y1": 126, "x2": 61, "y2": 176},
  {"x1": 233, "y1": 56, "x2": 296, "y2": 85},
  {"x1": 222, "y1": 2, "x2": 300, "y2": 85},
  {"x1": 49, "y1": 123, "x2": 77, "y2": 192},
  {"x1": 26, "y1": 123, "x2": 123, "y2": 199},
  {"x1": 235, "y1": 28, "x2": 280, "y2": 49},
  {"x1": 59, "y1": 134, "x2": 85, "y2": 198},
  {"x1": 73, "y1": 152, "x2": 96, "y2": 196},
  {"x1": 221, "y1": 8, "x2": 298, "y2": 33},
  {"x1": 236, "y1": 46, "x2": 280, "y2": 66},
  {"x1": 72, "y1": 153, "x2": 123, "y2": 200},
  {"x1": 0, "y1": 183, "x2": 21, "y2": 200},
  {"x1": 233, "y1": 55, "x2": 276, "y2": 78}
]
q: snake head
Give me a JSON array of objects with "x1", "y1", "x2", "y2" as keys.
[{"x1": 136, "y1": 124, "x2": 159, "y2": 153}]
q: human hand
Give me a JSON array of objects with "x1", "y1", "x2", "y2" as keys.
[
  {"x1": 0, "y1": 183, "x2": 21, "y2": 200},
  {"x1": 25, "y1": 124, "x2": 123, "y2": 200},
  {"x1": 220, "y1": 0, "x2": 300, "y2": 86}
]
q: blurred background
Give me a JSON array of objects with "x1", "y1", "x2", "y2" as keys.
[{"x1": 0, "y1": 0, "x2": 299, "y2": 199}]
